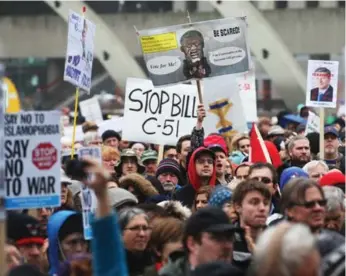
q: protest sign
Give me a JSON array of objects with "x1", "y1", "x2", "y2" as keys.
[
  {"x1": 0, "y1": 65, "x2": 5, "y2": 220},
  {"x1": 4, "y1": 111, "x2": 61, "y2": 209},
  {"x1": 306, "y1": 60, "x2": 339, "y2": 109},
  {"x1": 78, "y1": 146, "x2": 101, "y2": 240},
  {"x1": 203, "y1": 75, "x2": 248, "y2": 137},
  {"x1": 64, "y1": 10, "x2": 96, "y2": 92},
  {"x1": 138, "y1": 17, "x2": 250, "y2": 86},
  {"x1": 304, "y1": 111, "x2": 320, "y2": 135},
  {"x1": 236, "y1": 68, "x2": 257, "y2": 122},
  {"x1": 123, "y1": 78, "x2": 198, "y2": 145},
  {"x1": 79, "y1": 96, "x2": 103, "y2": 123}
]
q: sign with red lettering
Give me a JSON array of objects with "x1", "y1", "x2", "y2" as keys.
[{"x1": 32, "y1": 142, "x2": 57, "y2": 170}]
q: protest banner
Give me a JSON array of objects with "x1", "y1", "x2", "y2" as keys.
[
  {"x1": 306, "y1": 60, "x2": 339, "y2": 109},
  {"x1": 304, "y1": 111, "x2": 320, "y2": 135},
  {"x1": 78, "y1": 146, "x2": 101, "y2": 240},
  {"x1": 79, "y1": 96, "x2": 103, "y2": 123},
  {"x1": 236, "y1": 67, "x2": 257, "y2": 122},
  {"x1": 4, "y1": 111, "x2": 61, "y2": 209},
  {"x1": 64, "y1": 9, "x2": 96, "y2": 92},
  {"x1": 137, "y1": 17, "x2": 250, "y2": 86},
  {"x1": 123, "y1": 78, "x2": 198, "y2": 145},
  {"x1": 203, "y1": 75, "x2": 248, "y2": 137},
  {"x1": 0, "y1": 64, "x2": 5, "y2": 276}
]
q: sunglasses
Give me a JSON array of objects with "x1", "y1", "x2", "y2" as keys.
[
  {"x1": 250, "y1": 177, "x2": 272, "y2": 184},
  {"x1": 294, "y1": 199, "x2": 327, "y2": 209}
]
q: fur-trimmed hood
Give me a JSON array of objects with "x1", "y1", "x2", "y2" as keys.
[
  {"x1": 119, "y1": 173, "x2": 158, "y2": 203},
  {"x1": 158, "y1": 200, "x2": 191, "y2": 221}
]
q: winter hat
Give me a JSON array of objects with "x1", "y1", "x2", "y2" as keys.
[
  {"x1": 141, "y1": 150, "x2": 158, "y2": 164},
  {"x1": 58, "y1": 213, "x2": 83, "y2": 242},
  {"x1": 319, "y1": 171, "x2": 345, "y2": 187},
  {"x1": 204, "y1": 134, "x2": 228, "y2": 155},
  {"x1": 296, "y1": 123, "x2": 306, "y2": 134},
  {"x1": 101, "y1": 129, "x2": 121, "y2": 142},
  {"x1": 158, "y1": 200, "x2": 192, "y2": 221},
  {"x1": 280, "y1": 167, "x2": 309, "y2": 190},
  {"x1": 208, "y1": 187, "x2": 232, "y2": 208},
  {"x1": 115, "y1": 149, "x2": 145, "y2": 175},
  {"x1": 267, "y1": 125, "x2": 285, "y2": 137},
  {"x1": 8, "y1": 264, "x2": 45, "y2": 276},
  {"x1": 7, "y1": 212, "x2": 45, "y2": 246},
  {"x1": 108, "y1": 187, "x2": 138, "y2": 210},
  {"x1": 156, "y1": 158, "x2": 182, "y2": 184}
]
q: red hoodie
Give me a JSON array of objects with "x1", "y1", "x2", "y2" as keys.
[{"x1": 188, "y1": 147, "x2": 217, "y2": 191}]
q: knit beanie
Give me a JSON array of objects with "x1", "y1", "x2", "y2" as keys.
[
  {"x1": 156, "y1": 158, "x2": 182, "y2": 184},
  {"x1": 101, "y1": 129, "x2": 121, "y2": 142},
  {"x1": 208, "y1": 186, "x2": 232, "y2": 208}
]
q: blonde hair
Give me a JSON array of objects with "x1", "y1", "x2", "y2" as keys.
[
  {"x1": 83, "y1": 131, "x2": 101, "y2": 146},
  {"x1": 102, "y1": 146, "x2": 120, "y2": 162},
  {"x1": 231, "y1": 133, "x2": 250, "y2": 151}
]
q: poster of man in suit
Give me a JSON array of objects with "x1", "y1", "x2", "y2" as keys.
[{"x1": 306, "y1": 60, "x2": 339, "y2": 108}]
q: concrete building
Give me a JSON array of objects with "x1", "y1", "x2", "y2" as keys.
[{"x1": 0, "y1": 1, "x2": 344, "y2": 113}]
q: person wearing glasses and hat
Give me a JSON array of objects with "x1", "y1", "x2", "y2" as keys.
[
  {"x1": 320, "y1": 126, "x2": 343, "y2": 170},
  {"x1": 115, "y1": 149, "x2": 146, "y2": 178}
]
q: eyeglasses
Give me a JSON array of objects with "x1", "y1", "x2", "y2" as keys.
[
  {"x1": 124, "y1": 225, "x2": 152, "y2": 232},
  {"x1": 294, "y1": 199, "x2": 327, "y2": 209},
  {"x1": 250, "y1": 177, "x2": 272, "y2": 184},
  {"x1": 196, "y1": 158, "x2": 214, "y2": 165}
]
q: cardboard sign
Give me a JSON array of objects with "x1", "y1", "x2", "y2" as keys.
[
  {"x1": 306, "y1": 60, "x2": 339, "y2": 108},
  {"x1": 138, "y1": 17, "x2": 250, "y2": 86},
  {"x1": 237, "y1": 68, "x2": 257, "y2": 122},
  {"x1": 123, "y1": 78, "x2": 198, "y2": 145},
  {"x1": 64, "y1": 10, "x2": 96, "y2": 92},
  {"x1": 4, "y1": 111, "x2": 61, "y2": 209},
  {"x1": 79, "y1": 96, "x2": 103, "y2": 123},
  {"x1": 304, "y1": 111, "x2": 320, "y2": 135},
  {"x1": 203, "y1": 75, "x2": 248, "y2": 137},
  {"x1": 78, "y1": 146, "x2": 101, "y2": 240}
]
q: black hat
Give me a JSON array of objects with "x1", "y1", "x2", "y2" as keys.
[
  {"x1": 192, "y1": 262, "x2": 243, "y2": 276},
  {"x1": 156, "y1": 158, "x2": 183, "y2": 184},
  {"x1": 184, "y1": 207, "x2": 234, "y2": 238},
  {"x1": 58, "y1": 213, "x2": 83, "y2": 241},
  {"x1": 194, "y1": 148, "x2": 215, "y2": 162},
  {"x1": 8, "y1": 264, "x2": 45, "y2": 276},
  {"x1": 7, "y1": 211, "x2": 45, "y2": 246},
  {"x1": 102, "y1": 130, "x2": 121, "y2": 142}
]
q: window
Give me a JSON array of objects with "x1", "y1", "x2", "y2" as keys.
[
  {"x1": 306, "y1": 1, "x2": 319, "y2": 8},
  {"x1": 275, "y1": 1, "x2": 288, "y2": 9}
]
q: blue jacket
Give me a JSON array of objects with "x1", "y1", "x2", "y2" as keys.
[
  {"x1": 91, "y1": 213, "x2": 128, "y2": 276},
  {"x1": 47, "y1": 210, "x2": 78, "y2": 276}
]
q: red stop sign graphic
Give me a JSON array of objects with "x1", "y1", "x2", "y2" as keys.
[{"x1": 32, "y1": 143, "x2": 58, "y2": 170}]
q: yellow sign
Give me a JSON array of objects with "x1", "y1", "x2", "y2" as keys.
[
  {"x1": 3, "y1": 77, "x2": 21, "y2": 113},
  {"x1": 209, "y1": 98, "x2": 237, "y2": 137},
  {"x1": 140, "y1": 32, "x2": 178, "y2": 54}
]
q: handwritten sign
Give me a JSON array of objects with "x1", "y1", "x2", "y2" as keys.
[
  {"x1": 79, "y1": 96, "x2": 103, "y2": 122},
  {"x1": 304, "y1": 111, "x2": 320, "y2": 135},
  {"x1": 237, "y1": 68, "x2": 257, "y2": 122},
  {"x1": 64, "y1": 10, "x2": 96, "y2": 92},
  {"x1": 123, "y1": 78, "x2": 198, "y2": 145}
]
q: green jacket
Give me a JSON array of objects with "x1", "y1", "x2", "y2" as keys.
[{"x1": 159, "y1": 251, "x2": 191, "y2": 276}]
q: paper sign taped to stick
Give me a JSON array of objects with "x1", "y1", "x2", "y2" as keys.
[
  {"x1": 123, "y1": 78, "x2": 198, "y2": 145},
  {"x1": 79, "y1": 97, "x2": 103, "y2": 123},
  {"x1": 237, "y1": 68, "x2": 257, "y2": 122},
  {"x1": 138, "y1": 17, "x2": 250, "y2": 86},
  {"x1": 203, "y1": 75, "x2": 248, "y2": 136},
  {"x1": 306, "y1": 60, "x2": 339, "y2": 109},
  {"x1": 78, "y1": 146, "x2": 101, "y2": 240},
  {"x1": 64, "y1": 10, "x2": 96, "y2": 92},
  {"x1": 4, "y1": 111, "x2": 61, "y2": 209},
  {"x1": 304, "y1": 111, "x2": 320, "y2": 135}
]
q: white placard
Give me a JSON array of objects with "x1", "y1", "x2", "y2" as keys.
[
  {"x1": 237, "y1": 68, "x2": 257, "y2": 122},
  {"x1": 123, "y1": 78, "x2": 198, "y2": 145},
  {"x1": 79, "y1": 97, "x2": 103, "y2": 123},
  {"x1": 4, "y1": 111, "x2": 61, "y2": 209},
  {"x1": 304, "y1": 111, "x2": 320, "y2": 135},
  {"x1": 64, "y1": 10, "x2": 96, "y2": 92},
  {"x1": 78, "y1": 146, "x2": 101, "y2": 240},
  {"x1": 306, "y1": 60, "x2": 339, "y2": 108},
  {"x1": 203, "y1": 75, "x2": 248, "y2": 136}
]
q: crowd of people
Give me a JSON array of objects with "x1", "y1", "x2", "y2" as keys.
[{"x1": 4, "y1": 104, "x2": 346, "y2": 276}]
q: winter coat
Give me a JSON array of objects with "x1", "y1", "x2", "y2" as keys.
[
  {"x1": 126, "y1": 249, "x2": 154, "y2": 276},
  {"x1": 91, "y1": 213, "x2": 128, "y2": 276},
  {"x1": 159, "y1": 251, "x2": 191, "y2": 276}
]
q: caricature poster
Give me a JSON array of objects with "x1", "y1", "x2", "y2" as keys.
[
  {"x1": 306, "y1": 60, "x2": 339, "y2": 109},
  {"x1": 138, "y1": 17, "x2": 250, "y2": 86},
  {"x1": 64, "y1": 10, "x2": 96, "y2": 92}
]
